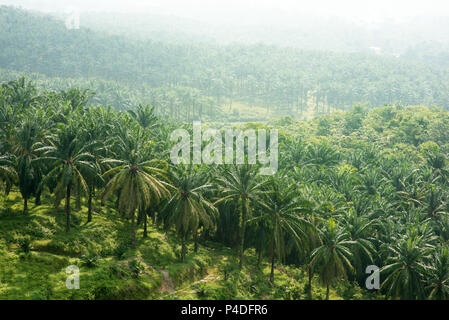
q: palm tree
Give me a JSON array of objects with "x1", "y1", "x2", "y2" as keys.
[
  {"x1": 280, "y1": 136, "x2": 306, "y2": 170},
  {"x1": 425, "y1": 151, "x2": 448, "y2": 182},
  {"x1": 215, "y1": 165, "x2": 267, "y2": 268},
  {"x1": 76, "y1": 109, "x2": 110, "y2": 223},
  {"x1": 0, "y1": 153, "x2": 17, "y2": 195},
  {"x1": 102, "y1": 132, "x2": 171, "y2": 246},
  {"x1": 37, "y1": 123, "x2": 97, "y2": 232},
  {"x1": 162, "y1": 166, "x2": 217, "y2": 261},
  {"x1": 310, "y1": 218, "x2": 355, "y2": 300},
  {"x1": 426, "y1": 246, "x2": 449, "y2": 300},
  {"x1": 305, "y1": 140, "x2": 340, "y2": 168},
  {"x1": 341, "y1": 209, "x2": 377, "y2": 283},
  {"x1": 380, "y1": 235, "x2": 432, "y2": 300},
  {"x1": 12, "y1": 119, "x2": 43, "y2": 214},
  {"x1": 2, "y1": 76, "x2": 38, "y2": 110},
  {"x1": 59, "y1": 88, "x2": 92, "y2": 112},
  {"x1": 128, "y1": 104, "x2": 159, "y2": 131},
  {"x1": 249, "y1": 176, "x2": 314, "y2": 283},
  {"x1": 358, "y1": 168, "x2": 385, "y2": 197}
]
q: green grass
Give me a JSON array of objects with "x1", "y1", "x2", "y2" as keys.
[
  {"x1": 219, "y1": 97, "x2": 338, "y2": 123},
  {"x1": 0, "y1": 190, "x2": 364, "y2": 300}
]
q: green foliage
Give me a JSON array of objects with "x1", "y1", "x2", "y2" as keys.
[
  {"x1": 2, "y1": 68, "x2": 449, "y2": 301},
  {"x1": 16, "y1": 235, "x2": 32, "y2": 254},
  {"x1": 80, "y1": 253, "x2": 100, "y2": 268},
  {"x1": 128, "y1": 260, "x2": 144, "y2": 279},
  {"x1": 113, "y1": 244, "x2": 129, "y2": 260}
]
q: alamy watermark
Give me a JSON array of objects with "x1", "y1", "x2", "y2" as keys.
[
  {"x1": 365, "y1": 265, "x2": 380, "y2": 290},
  {"x1": 170, "y1": 121, "x2": 278, "y2": 175},
  {"x1": 66, "y1": 265, "x2": 80, "y2": 289}
]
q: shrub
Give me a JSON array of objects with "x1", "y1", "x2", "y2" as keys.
[
  {"x1": 80, "y1": 253, "x2": 100, "y2": 268},
  {"x1": 128, "y1": 260, "x2": 144, "y2": 278},
  {"x1": 113, "y1": 244, "x2": 128, "y2": 260},
  {"x1": 17, "y1": 236, "x2": 32, "y2": 254},
  {"x1": 194, "y1": 283, "x2": 208, "y2": 298}
]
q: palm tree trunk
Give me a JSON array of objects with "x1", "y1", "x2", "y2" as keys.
[
  {"x1": 154, "y1": 211, "x2": 159, "y2": 229},
  {"x1": 326, "y1": 283, "x2": 330, "y2": 300},
  {"x1": 151, "y1": 208, "x2": 155, "y2": 224},
  {"x1": 257, "y1": 246, "x2": 262, "y2": 267},
  {"x1": 23, "y1": 197, "x2": 28, "y2": 215},
  {"x1": 87, "y1": 185, "x2": 93, "y2": 223},
  {"x1": 76, "y1": 182, "x2": 81, "y2": 211},
  {"x1": 181, "y1": 235, "x2": 187, "y2": 262},
  {"x1": 239, "y1": 200, "x2": 247, "y2": 269},
  {"x1": 115, "y1": 191, "x2": 120, "y2": 209},
  {"x1": 270, "y1": 240, "x2": 275, "y2": 283},
  {"x1": 194, "y1": 229, "x2": 199, "y2": 253},
  {"x1": 143, "y1": 213, "x2": 148, "y2": 238},
  {"x1": 66, "y1": 184, "x2": 71, "y2": 233},
  {"x1": 35, "y1": 191, "x2": 41, "y2": 206},
  {"x1": 131, "y1": 209, "x2": 136, "y2": 247},
  {"x1": 308, "y1": 264, "x2": 313, "y2": 300}
]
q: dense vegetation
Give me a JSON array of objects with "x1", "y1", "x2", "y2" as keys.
[
  {"x1": 1, "y1": 76, "x2": 449, "y2": 299},
  {"x1": 1, "y1": 6, "x2": 449, "y2": 300}
]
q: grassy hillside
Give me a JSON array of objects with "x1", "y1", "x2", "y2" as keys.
[{"x1": 0, "y1": 190, "x2": 369, "y2": 300}]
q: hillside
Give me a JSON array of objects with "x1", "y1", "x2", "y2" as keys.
[
  {"x1": 1, "y1": 6, "x2": 449, "y2": 120},
  {"x1": 0, "y1": 190, "x2": 357, "y2": 300},
  {"x1": 78, "y1": 11, "x2": 449, "y2": 60}
]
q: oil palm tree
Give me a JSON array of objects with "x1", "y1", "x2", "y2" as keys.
[
  {"x1": 2, "y1": 76, "x2": 38, "y2": 110},
  {"x1": 341, "y1": 209, "x2": 377, "y2": 283},
  {"x1": 305, "y1": 140, "x2": 340, "y2": 168},
  {"x1": 12, "y1": 119, "x2": 43, "y2": 214},
  {"x1": 37, "y1": 123, "x2": 97, "y2": 232},
  {"x1": 380, "y1": 235, "x2": 432, "y2": 300},
  {"x1": 310, "y1": 218, "x2": 355, "y2": 299},
  {"x1": 0, "y1": 153, "x2": 17, "y2": 195},
  {"x1": 162, "y1": 166, "x2": 217, "y2": 261},
  {"x1": 426, "y1": 246, "x2": 449, "y2": 300},
  {"x1": 128, "y1": 104, "x2": 159, "y2": 131},
  {"x1": 249, "y1": 176, "x2": 314, "y2": 283},
  {"x1": 215, "y1": 164, "x2": 267, "y2": 268},
  {"x1": 102, "y1": 131, "x2": 171, "y2": 246}
]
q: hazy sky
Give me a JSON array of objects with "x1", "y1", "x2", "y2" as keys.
[{"x1": 2, "y1": 0, "x2": 449, "y2": 24}]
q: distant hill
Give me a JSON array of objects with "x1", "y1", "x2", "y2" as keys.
[
  {"x1": 77, "y1": 11, "x2": 449, "y2": 59},
  {"x1": 1, "y1": 5, "x2": 449, "y2": 116}
]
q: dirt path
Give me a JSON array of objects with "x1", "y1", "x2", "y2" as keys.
[
  {"x1": 159, "y1": 270, "x2": 175, "y2": 293},
  {"x1": 158, "y1": 267, "x2": 222, "y2": 299}
]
